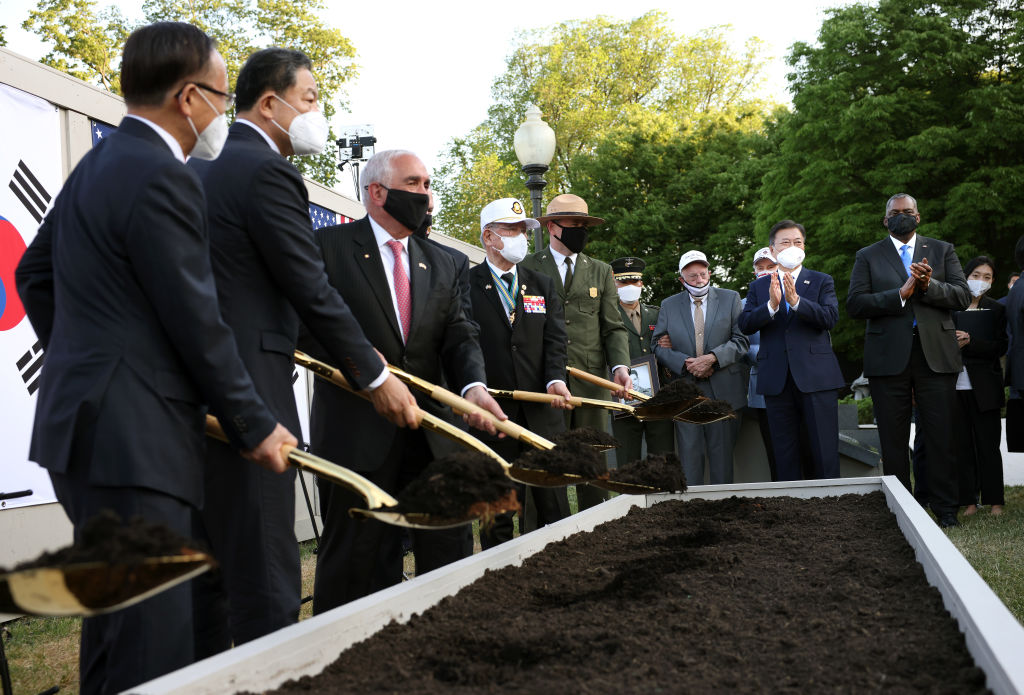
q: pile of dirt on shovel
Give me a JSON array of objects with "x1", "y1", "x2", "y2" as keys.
[
  {"x1": 641, "y1": 378, "x2": 703, "y2": 408},
  {"x1": 6, "y1": 510, "x2": 197, "y2": 572},
  {"x1": 389, "y1": 451, "x2": 519, "y2": 520},
  {"x1": 609, "y1": 452, "x2": 687, "y2": 492},
  {"x1": 513, "y1": 428, "x2": 611, "y2": 479},
  {"x1": 681, "y1": 398, "x2": 734, "y2": 421}
]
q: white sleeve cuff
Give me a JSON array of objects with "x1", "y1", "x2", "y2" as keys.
[
  {"x1": 546, "y1": 379, "x2": 566, "y2": 391},
  {"x1": 460, "y1": 381, "x2": 486, "y2": 397},
  {"x1": 366, "y1": 366, "x2": 390, "y2": 391}
]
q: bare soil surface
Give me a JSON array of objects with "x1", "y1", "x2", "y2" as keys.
[{"x1": 259, "y1": 492, "x2": 989, "y2": 694}]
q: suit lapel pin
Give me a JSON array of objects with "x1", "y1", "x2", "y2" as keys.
[
  {"x1": 418, "y1": 262, "x2": 427, "y2": 270},
  {"x1": 803, "y1": 279, "x2": 810, "y2": 284},
  {"x1": 363, "y1": 253, "x2": 370, "y2": 259},
  {"x1": 485, "y1": 284, "x2": 492, "y2": 290}
]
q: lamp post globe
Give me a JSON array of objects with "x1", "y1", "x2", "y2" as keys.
[{"x1": 513, "y1": 104, "x2": 556, "y2": 251}]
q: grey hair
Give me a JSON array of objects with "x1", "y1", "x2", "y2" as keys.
[
  {"x1": 360, "y1": 149, "x2": 419, "y2": 190},
  {"x1": 885, "y1": 193, "x2": 918, "y2": 215}
]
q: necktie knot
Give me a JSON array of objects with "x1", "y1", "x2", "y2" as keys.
[
  {"x1": 501, "y1": 272, "x2": 514, "y2": 290},
  {"x1": 693, "y1": 298, "x2": 703, "y2": 306},
  {"x1": 387, "y1": 239, "x2": 403, "y2": 258}
]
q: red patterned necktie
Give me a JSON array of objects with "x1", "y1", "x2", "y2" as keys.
[{"x1": 386, "y1": 239, "x2": 411, "y2": 342}]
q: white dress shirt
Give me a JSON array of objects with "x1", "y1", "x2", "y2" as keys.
[
  {"x1": 124, "y1": 115, "x2": 186, "y2": 163},
  {"x1": 548, "y1": 246, "x2": 578, "y2": 285}
]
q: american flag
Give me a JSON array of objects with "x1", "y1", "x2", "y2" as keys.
[
  {"x1": 91, "y1": 120, "x2": 116, "y2": 146},
  {"x1": 309, "y1": 203, "x2": 343, "y2": 229}
]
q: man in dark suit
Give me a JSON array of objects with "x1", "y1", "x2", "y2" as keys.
[
  {"x1": 738, "y1": 220, "x2": 845, "y2": 480},
  {"x1": 188, "y1": 48, "x2": 418, "y2": 655},
  {"x1": 14, "y1": 23, "x2": 295, "y2": 693},
  {"x1": 847, "y1": 193, "x2": 970, "y2": 527},
  {"x1": 308, "y1": 150, "x2": 507, "y2": 613},
  {"x1": 610, "y1": 257, "x2": 674, "y2": 467},
  {"x1": 471, "y1": 198, "x2": 572, "y2": 547},
  {"x1": 520, "y1": 194, "x2": 632, "y2": 511}
]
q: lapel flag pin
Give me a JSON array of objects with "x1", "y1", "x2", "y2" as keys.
[
  {"x1": 485, "y1": 284, "x2": 492, "y2": 290},
  {"x1": 803, "y1": 279, "x2": 810, "y2": 284},
  {"x1": 363, "y1": 254, "x2": 370, "y2": 258},
  {"x1": 418, "y1": 262, "x2": 427, "y2": 270}
]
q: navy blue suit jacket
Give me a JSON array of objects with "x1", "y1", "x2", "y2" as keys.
[
  {"x1": 15, "y1": 117, "x2": 275, "y2": 507},
  {"x1": 738, "y1": 268, "x2": 845, "y2": 395}
]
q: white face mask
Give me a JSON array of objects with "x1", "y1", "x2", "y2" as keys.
[
  {"x1": 617, "y1": 284, "x2": 642, "y2": 304},
  {"x1": 272, "y1": 94, "x2": 329, "y2": 156},
  {"x1": 186, "y1": 90, "x2": 228, "y2": 161},
  {"x1": 495, "y1": 232, "x2": 529, "y2": 265},
  {"x1": 967, "y1": 279, "x2": 991, "y2": 297},
  {"x1": 683, "y1": 280, "x2": 710, "y2": 297},
  {"x1": 775, "y1": 246, "x2": 805, "y2": 270}
]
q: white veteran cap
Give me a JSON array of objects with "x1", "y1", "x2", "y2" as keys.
[
  {"x1": 752, "y1": 247, "x2": 776, "y2": 266},
  {"x1": 678, "y1": 249, "x2": 709, "y2": 272},
  {"x1": 480, "y1": 198, "x2": 540, "y2": 232}
]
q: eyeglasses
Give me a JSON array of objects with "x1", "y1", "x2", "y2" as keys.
[
  {"x1": 773, "y1": 238, "x2": 805, "y2": 249},
  {"x1": 176, "y1": 82, "x2": 236, "y2": 111}
]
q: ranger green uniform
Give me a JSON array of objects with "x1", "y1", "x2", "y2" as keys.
[
  {"x1": 520, "y1": 195, "x2": 630, "y2": 511},
  {"x1": 609, "y1": 257, "x2": 675, "y2": 467}
]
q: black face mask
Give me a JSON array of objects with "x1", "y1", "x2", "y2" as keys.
[
  {"x1": 382, "y1": 187, "x2": 430, "y2": 233},
  {"x1": 886, "y1": 213, "x2": 918, "y2": 239},
  {"x1": 413, "y1": 214, "x2": 432, "y2": 239},
  {"x1": 553, "y1": 223, "x2": 589, "y2": 254}
]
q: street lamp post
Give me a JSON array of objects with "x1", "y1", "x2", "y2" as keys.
[{"x1": 513, "y1": 105, "x2": 556, "y2": 252}]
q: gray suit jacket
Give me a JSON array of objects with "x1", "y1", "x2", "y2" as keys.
[{"x1": 653, "y1": 287, "x2": 750, "y2": 410}]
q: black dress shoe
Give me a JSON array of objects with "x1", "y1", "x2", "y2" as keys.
[{"x1": 937, "y1": 513, "x2": 960, "y2": 528}]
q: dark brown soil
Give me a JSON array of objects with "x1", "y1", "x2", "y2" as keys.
[
  {"x1": 514, "y1": 432, "x2": 605, "y2": 478},
  {"x1": 553, "y1": 427, "x2": 620, "y2": 449},
  {"x1": 680, "y1": 397, "x2": 735, "y2": 423},
  {"x1": 643, "y1": 377, "x2": 703, "y2": 407},
  {"x1": 389, "y1": 452, "x2": 519, "y2": 518},
  {"x1": 6, "y1": 510, "x2": 195, "y2": 571},
  {"x1": 261, "y1": 493, "x2": 989, "y2": 694},
  {"x1": 609, "y1": 452, "x2": 687, "y2": 492}
]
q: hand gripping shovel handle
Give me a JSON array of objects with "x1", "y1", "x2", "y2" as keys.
[
  {"x1": 292, "y1": 351, "x2": 513, "y2": 470},
  {"x1": 203, "y1": 414, "x2": 397, "y2": 509},
  {"x1": 385, "y1": 364, "x2": 556, "y2": 451},
  {"x1": 566, "y1": 366, "x2": 650, "y2": 402}
]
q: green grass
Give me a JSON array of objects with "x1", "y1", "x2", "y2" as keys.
[
  {"x1": 6, "y1": 485, "x2": 1022, "y2": 694},
  {"x1": 945, "y1": 485, "x2": 1024, "y2": 621}
]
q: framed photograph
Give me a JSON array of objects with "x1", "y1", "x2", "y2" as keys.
[{"x1": 615, "y1": 354, "x2": 660, "y2": 416}]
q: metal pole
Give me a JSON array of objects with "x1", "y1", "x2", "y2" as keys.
[{"x1": 522, "y1": 163, "x2": 549, "y2": 252}]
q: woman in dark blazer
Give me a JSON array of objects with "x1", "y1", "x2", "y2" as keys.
[{"x1": 953, "y1": 256, "x2": 1007, "y2": 516}]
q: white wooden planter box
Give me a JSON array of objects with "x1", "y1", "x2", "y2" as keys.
[{"x1": 130, "y1": 476, "x2": 1024, "y2": 695}]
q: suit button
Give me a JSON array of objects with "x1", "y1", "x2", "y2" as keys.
[
  {"x1": 566, "y1": 320, "x2": 571, "y2": 325},
  {"x1": 567, "y1": 339, "x2": 572, "y2": 344},
  {"x1": 512, "y1": 345, "x2": 518, "y2": 351}
]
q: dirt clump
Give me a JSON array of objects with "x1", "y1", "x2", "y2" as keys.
[
  {"x1": 389, "y1": 452, "x2": 519, "y2": 520},
  {"x1": 609, "y1": 452, "x2": 687, "y2": 492},
  {"x1": 552, "y1": 427, "x2": 619, "y2": 449},
  {"x1": 514, "y1": 431, "x2": 605, "y2": 479},
  {"x1": 679, "y1": 397, "x2": 734, "y2": 423},
  {"x1": 641, "y1": 378, "x2": 703, "y2": 408}
]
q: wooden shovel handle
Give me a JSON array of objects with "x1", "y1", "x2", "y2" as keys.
[
  {"x1": 386, "y1": 365, "x2": 555, "y2": 450},
  {"x1": 566, "y1": 366, "x2": 650, "y2": 402}
]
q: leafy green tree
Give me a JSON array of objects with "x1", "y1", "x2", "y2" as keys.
[
  {"x1": 757, "y1": 0, "x2": 1024, "y2": 364},
  {"x1": 23, "y1": 0, "x2": 128, "y2": 92},
  {"x1": 23, "y1": 0, "x2": 356, "y2": 184},
  {"x1": 573, "y1": 116, "x2": 776, "y2": 303},
  {"x1": 434, "y1": 11, "x2": 773, "y2": 241},
  {"x1": 1, "y1": 24, "x2": 7, "y2": 46}
]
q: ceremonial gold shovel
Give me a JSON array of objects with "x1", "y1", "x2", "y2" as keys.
[
  {"x1": 293, "y1": 351, "x2": 589, "y2": 487},
  {"x1": 565, "y1": 367, "x2": 715, "y2": 423},
  {"x1": 486, "y1": 388, "x2": 674, "y2": 422},
  {"x1": 381, "y1": 364, "x2": 612, "y2": 482},
  {"x1": 204, "y1": 416, "x2": 485, "y2": 529},
  {"x1": 0, "y1": 552, "x2": 212, "y2": 617}
]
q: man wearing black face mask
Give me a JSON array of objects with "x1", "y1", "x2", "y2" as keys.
[
  {"x1": 413, "y1": 191, "x2": 475, "y2": 329},
  {"x1": 521, "y1": 194, "x2": 631, "y2": 512},
  {"x1": 306, "y1": 149, "x2": 507, "y2": 612},
  {"x1": 848, "y1": 193, "x2": 970, "y2": 528}
]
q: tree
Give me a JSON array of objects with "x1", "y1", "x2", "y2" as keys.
[
  {"x1": 22, "y1": 0, "x2": 357, "y2": 185},
  {"x1": 757, "y1": 0, "x2": 1024, "y2": 364},
  {"x1": 1, "y1": 24, "x2": 7, "y2": 46},
  {"x1": 572, "y1": 116, "x2": 776, "y2": 304},
  {"x1": 434, "y1": 11, "x2": 773, "y2": 241}
]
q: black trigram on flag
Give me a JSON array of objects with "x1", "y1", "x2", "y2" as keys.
[
  {"x1": 292, "y1": 369, "x2": 300, "y2": 384},
  {"x1": 17, "y1": 341, "x2": 44, "y2": 395},
  {"x1": 8, "y1": 160, "x2": 51, "y2": 223}
]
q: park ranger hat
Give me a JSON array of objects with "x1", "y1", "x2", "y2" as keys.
[
  {"x1": 752, "y1": 247, "x2": 776, "y2": 266},
  {"x1": 611, "y1": 257, "x2": 645, "y2": 281},
  {"x1": 480, "y1": 198, "x2": 540, "y2": 232},
  {"x1": 678, "y1": 249, "x2": 709, "y2": 273},
  {"x1": 535, "y1": 193, "x2": 605, "y2": 226}
]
